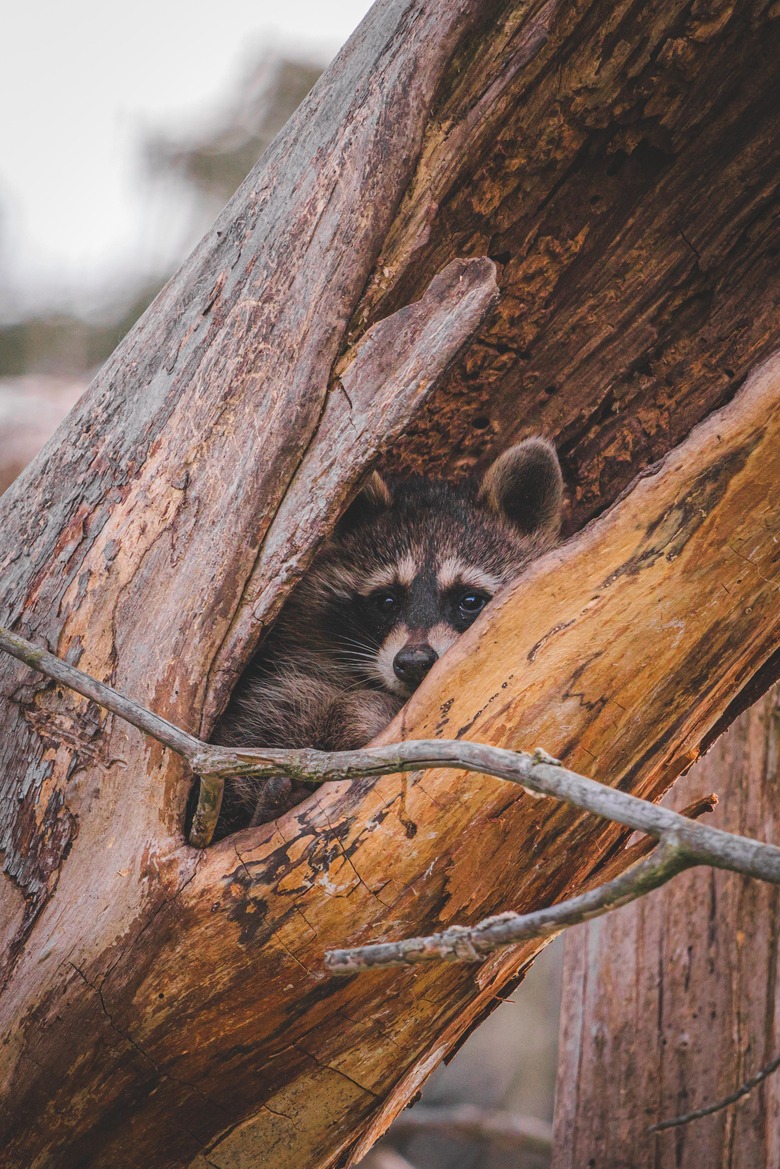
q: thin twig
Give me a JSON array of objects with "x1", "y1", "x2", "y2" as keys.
[
  {"x1": 4, "y1": 625, "x2": 780, "y2": 951},
  {"x1": 650, "y1": 1049, "x2": 780, "y2": 1132},
  {"x1": 325, "y1": 836, "x2": 694, "y2": 971},
  {"x1": 0, "y1": 626, "x2": 204, "y2": 757},
  {"x1": 0, "y1": 625, "x2": 222, "y2": 846}
]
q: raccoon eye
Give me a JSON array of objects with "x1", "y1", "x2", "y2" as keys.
[
  {"x1": 372, "y1": 590, "x2": 399, "y2": 615},
  {"x1": 459, "y1": 592, "x2": 489, "y2": 616}
]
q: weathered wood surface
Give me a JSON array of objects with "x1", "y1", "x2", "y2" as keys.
[
  {"x1": 0, "y1": 3, "x2": 500, "y2": 1161},
  {"x1": 0, "y1": 0, "x2": 494, "y2": 966},
  {"x1": 208, "y1": 255, "x2": 499, "y2": 727},
  {"x1": 367, "y1": 0, "x2": 779, "y2": 533},
  {"x1": 3, "y1": 350, "x2": 774, "y2": 1169},
  {"x1": 552, "y1": 684, "x2": 780, "y2": 1169},
  {"x1": 0, "y1": 0, "x2": 778, "y2": 1164}
]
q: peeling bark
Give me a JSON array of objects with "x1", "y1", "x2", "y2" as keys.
[
  {"x1": 369, "y1": 0, "x2": 779, "y2": 533},
  {"x1": 3, "y1": 349, "x2": 777, "y2": 1168}
]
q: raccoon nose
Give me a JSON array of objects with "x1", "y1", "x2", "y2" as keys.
[{"x1": 393, "y1": 645, "x2": 438, "y2": 688}]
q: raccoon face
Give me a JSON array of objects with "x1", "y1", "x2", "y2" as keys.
[
  {"x1": 307, "y1": 438, "x2": 564, "y2": 699},
  {"x1": 347, "y1": 557, "x2": 501, "y2": 696}
]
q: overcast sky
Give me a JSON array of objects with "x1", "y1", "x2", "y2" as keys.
[{"x1": 0, "y1": 0, "x2": 373, "y2": 319}]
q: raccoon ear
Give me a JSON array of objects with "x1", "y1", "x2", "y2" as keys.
[
  {"x1": 479, "y1": 438, "x2": 564, "y2": 539},
  {"x1": 337, "y1": 471, "x2": 392, "y2": 534}
]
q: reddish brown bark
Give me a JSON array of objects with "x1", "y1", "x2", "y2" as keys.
[
  {"x1": 2, "y1": 350, "x2": 778, "y2": 1168},
  {"x1": 367, "y1": 0, "x2": 779, "y2": 535}
]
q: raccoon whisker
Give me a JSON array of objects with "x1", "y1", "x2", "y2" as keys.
[
  {"x1": 333, "y1": 654, "x2": 382, "y2": 669},
  {"x1": 339, "y1": 668, "x2": 379, "y2": 680},
  {"x1": 336, "y1": 670, "x2": 380, "y2": 686},
  {"x1": 336, "y1": 636, "x2": 381, "y2": 654},
  {"x1": 367, "y1": 663, "x2": 405, "y2": 695},
  {"x1": 342, "y1": 677, "x2": 384, "y2": 694}
]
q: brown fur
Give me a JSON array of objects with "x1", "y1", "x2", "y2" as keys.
[{"x1": 213, "y1": 438, "x2": 564, "y2": 832}]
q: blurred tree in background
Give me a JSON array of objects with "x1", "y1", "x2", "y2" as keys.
[{"x1": 0, "y1": 55, "x2": 323, "y2": 384}]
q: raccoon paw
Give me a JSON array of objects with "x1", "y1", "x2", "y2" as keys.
[
  {"x1": 249, "y1": 774, "x2": 312, "y2": 826},
  {"x1": 320, "y1": 690, "x2": 402, "y2": 751}
]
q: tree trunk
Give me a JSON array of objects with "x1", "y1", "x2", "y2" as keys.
[
  {"x1": 552, "y1": 683, "x2": 780, "y2": 1169},
  {"x1": 0, "y1": 1, "x2": 778, "y2": 1166}
]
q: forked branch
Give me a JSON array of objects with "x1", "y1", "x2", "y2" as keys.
[
  {"x1": 3, "y1": 624, "x2": 780, "y2": 970},
  {"x1": 326, "y1": 836, "x2": 695, "y2": 971}
]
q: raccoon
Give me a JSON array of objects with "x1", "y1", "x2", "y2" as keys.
[{"x1": 215, "y1": 437, "x2": 564, "y2": 829}]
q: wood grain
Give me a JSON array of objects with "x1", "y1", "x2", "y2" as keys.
[
  {"x1": 362, "y1": 0, "x2": 780, "y2": 533},
  {"x1": 208, "y1": 255, "x2": 499, "y2": 727},
  {"x1": 0, "y1": 0, "x2": 489, "y2": 980},
  {"x1": 0, "y1": 349, "x2": 769, "y2": 1169},
  {"x1": 198, "y1": 351, "x2": 779, "y2": 1169},
  {"x1": 0, "y1": 0, "x2": 777, "y2": 1165}
]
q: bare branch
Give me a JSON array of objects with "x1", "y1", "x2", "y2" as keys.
[
  {"x1": 4, "y1": 623, "x2": 780, "y2": 974},
  {"x1": 325, "y1": 836, "x2": 694, "y2": 971},
  {"x1": 389, "y1": 1104, "x2": 553, "y2": 1154},
  {"x1": 650, "y1": 1050, "x2": 780, "y2": 1133},
  {"x1": 0, "y1": 625, "x2": 203, "y2": 758}
]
